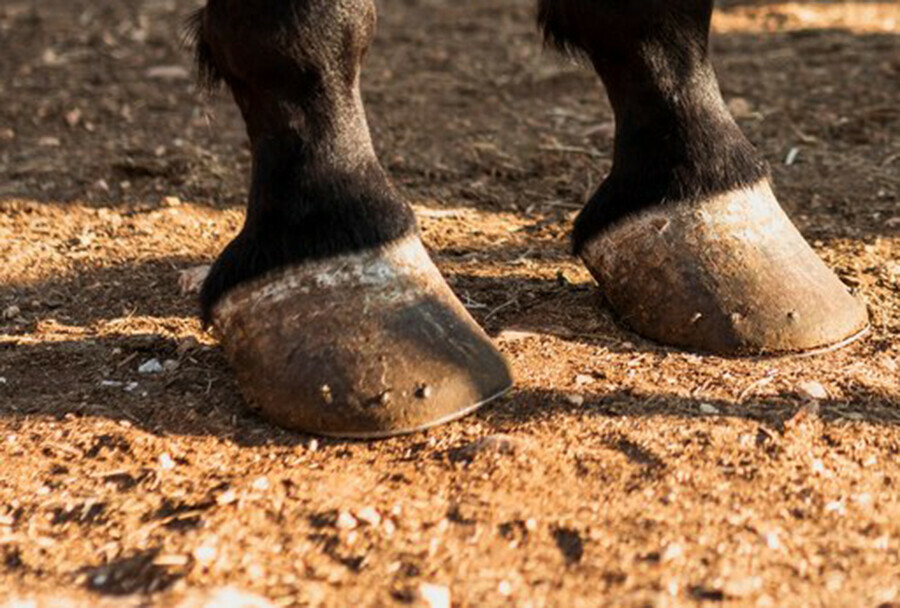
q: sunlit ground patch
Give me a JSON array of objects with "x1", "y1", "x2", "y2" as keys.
[{"x1": 714, "y1": 2, "x2": 900, "y2": 34}]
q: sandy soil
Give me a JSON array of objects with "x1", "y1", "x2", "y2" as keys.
[{"x1": 1, "y1": 0, "x2": 899, "y2": 606}]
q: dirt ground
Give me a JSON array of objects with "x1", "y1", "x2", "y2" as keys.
[{"x1": 1, "y1": 0, "x2": 899, "y2": 606}]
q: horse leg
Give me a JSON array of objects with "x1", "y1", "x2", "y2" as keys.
[
  {"x1": 190, "y1": 0, "x2": 511, "y2": 436},
  {"x1": 538, "y1": 0, "x2": 868, "y2": 355}
]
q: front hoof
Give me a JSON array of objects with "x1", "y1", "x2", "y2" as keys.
[
  {"x1": 211, "y1": 235, "x2": 513, "y2": 438},
  {"x1": 581, "y1": 181, "x2": 869, "y2": 356}
]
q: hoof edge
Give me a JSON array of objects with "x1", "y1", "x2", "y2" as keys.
[
  {"x1": 581, "y1": 180, "x2": 869, "y2": 356},
  {"x1": 212, "y1": 235, "x2": 513, "y2": 438}
]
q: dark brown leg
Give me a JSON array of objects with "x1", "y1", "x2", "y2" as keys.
[
  {"x1": 189, "y1": 0, "x2": 512, "y2": 436},
  {"x1": 538, "y1": 0, "x2": 868, "y2": 355}
]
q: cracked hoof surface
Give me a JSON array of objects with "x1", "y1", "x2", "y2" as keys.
[
  {"x1": 211, "y1": 235, "x2": 513, "y2": 438},
  {"x1": 581, "y1": 180, "x2": 869, "y2": 356}
]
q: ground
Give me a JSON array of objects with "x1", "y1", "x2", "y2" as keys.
[{"x1": 1, "y1": 0, "x2": 899, "y2": 606}]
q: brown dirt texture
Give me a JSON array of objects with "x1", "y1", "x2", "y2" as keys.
[{"x1": 1, "y1": 0, "x2": 899, "y2": 606}]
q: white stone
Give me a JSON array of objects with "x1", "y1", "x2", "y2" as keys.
[
  {"x1": 797, "y1": 381, "x2": 829, "y2": 401},
  {"x1": 574, "y1": 374, "x2": 594, "y2": 386},
  {"x1": 419, "y1": 584, "x2": 451, "y2": 608},
  {"x1": 159, "y1": 453, "x2": 176, "y2": 470},
  {"x1": 723, "y1": 576, "x2": 762, "y2": 598},
  {"x1": 193, "y1": 545, "x2": 217, "y2": 564},
  {"x1": 336, "y1": 511, "x2": 358, "y2": 530},
  {"x1": 661, "y1": 543, "x2": 683, "y2": 562},
  {"x1": 138, "y1": 359, "x2": 163, "y2": 374},
  {"x1": 699, "y1": 403, "x2": 720, "y2": 415},
  {"x1": 356, "y1": 507, "x2": 381, "y2": 527},
  {"x1": 217, "y1": 489, "x2": 237, "y2": 506},
  {"x1": 565, "y1": 393, "x2": 585, "y2": 406}
]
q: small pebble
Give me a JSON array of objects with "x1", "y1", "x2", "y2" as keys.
[
  {"x1": 699, "y1": 403, "x2": 720, "y2": 415},
  {"x1": 418, "y1": 583, "x2": 451, "y2": 608},
  {"x1": 824, "y1": 501, "x2": 846, "y2": 515},
  {"x1": 661, "y1": 543, "x2": 683, "y2": 563},
  {"x1": 574, "y1": 374, "x2": 594, "y2": 387},
  {"x1": 159, "y1": 453, "x2": 176, "y2": 470},
  {"x1": 64, "y1": 108, "x2": 82, "y2": 128},
  {"x1": 252, "y1": 477, "x2": 270, "y2": 491},
  {"x1": 565, "y1": 393, "x2": 585, "y2": 406},
  {"x1": 2, "y1": 305, "x2": 21, "y2": 320},
  {"x1": 723, "y1": 576, "x2": 762, "y2": 598},
  {"x1": 145, "y1": 65, "x2": 190, "y2": 80},
  {"x1": 138, "y1": 359, "x2": 163, "y2": 374},
  {"x1": 162, "y1": 359, "x2": 180, "y2": 373},
  {"x1": 217, "y1": 489, "x2": 237, "y2": 506},
  {"x1": 336, "y1": 511, "x2": 358, "y2": 530},
  {"x1": 193, "y1": 545, "x2": 217, "y2": 564},
  {"x1": 785, "y1": 147, "x2": 800, "y2": 166},
  {"x1": 0, "y1": 377, "x2": 7, "y2": 385},
  {"x1": 356, "y1": 507, "x2": 381, "y2": 527},
  {"x1": 154, "y1": 554, "x2": 190, "y2": 567},
  {"x1": 797, "y1": 381, "x2": 828, "y2": 401}
]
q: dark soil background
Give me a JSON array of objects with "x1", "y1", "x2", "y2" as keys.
[{"x1": 1, "y1": 0, "x2": 899, "y2": 606}]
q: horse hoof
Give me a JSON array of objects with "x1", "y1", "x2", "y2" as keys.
[
  {"x1": 581, "y1": 180, "x2": 869, "y2": 356},
  {"x1": 210, "y1": 235, "x2": 513, "y2": 438}
]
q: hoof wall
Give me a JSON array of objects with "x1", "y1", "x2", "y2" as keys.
[
  {"x1": 212, "y1": 235, "x2": 513, "y2": 438},
  {"x1": 581, "y1": 181, "x2": 869, "y2": 356}
]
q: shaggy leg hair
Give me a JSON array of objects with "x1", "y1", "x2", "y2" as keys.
[
  {"x1": 537, "y1": 0, "x2": 769, "y2": 252},
  {"x1": 187, "y1": 0, "x2": 416, "y2": 323}
]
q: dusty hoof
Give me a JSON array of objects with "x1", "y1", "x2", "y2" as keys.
[
  {"x1": 211, "y1": 235, "x2": 513, "y2": 438},
  {"x1": 581, "y1": 180, "x2": 869, "y2": 356}
]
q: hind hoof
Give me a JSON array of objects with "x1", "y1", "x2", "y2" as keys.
[
  {"x1": 211, "y1": 235, "x2": 513, "y2": 438},
  {"x1": 581, "y1": 180, "x2": 869, "y2": 356}
]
